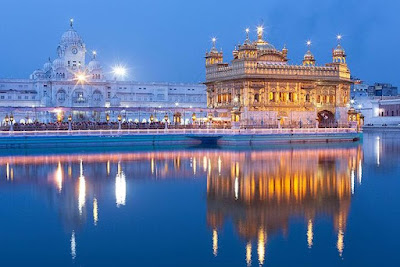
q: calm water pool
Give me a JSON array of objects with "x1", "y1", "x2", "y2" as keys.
[{"x1": 0, "y1": 132, "x2": 399, "y2": 266}]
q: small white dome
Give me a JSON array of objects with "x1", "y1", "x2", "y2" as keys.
[
  {"x1": 53, "y1": 58, "x2": 65, "y2": 70},
  {"x1": 43, "y1": 60, "x2": 52, "y2": 72},
  {"x1": 88, "y1": 60, "x2": 102, "y2": 71}
]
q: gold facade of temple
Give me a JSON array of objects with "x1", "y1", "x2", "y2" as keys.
[{"x1": 205, "y1": 28, "x2": 352, "y2": 127}]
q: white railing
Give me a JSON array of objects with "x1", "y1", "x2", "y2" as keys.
[{"x1": 0, "y1": 128, "x2": 358, "y2": 137}]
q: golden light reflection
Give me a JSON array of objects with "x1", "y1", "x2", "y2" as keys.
[
  {"x1": 107, "y1": 160, "x2": 110, "y2": 176},
  {"x1": 78, "y1": 160, "x2": 86, "y2": 215},
  {"x1": 205, "y1": 147, "x2": 362, "y2": 260},
  {"x1": 218, "y1": 156, "x2": 222, "y2": 174},
  {"x1": 115, "y1": 162, "x2": 126, "y2": 207},
  {"x1": 212, "y1": 229, "x2": 218, "y2": 257},
  {"x1": 151, "y1": 158, "x2": 155, "y2": 174},
  {"x1": 55, "y1": 162, "x2": 63, "y2": 193},
  {"x1": 93, "y1": 198, "x2": 98, "y2": 226},
  {"x1": 203, "y1": 156, "x2": 207, "y2": 172},
  {"x1": 257, "y1": 229, "x2": 266, "y2": 265},
  {"x1": 307, "y1": 219, "x2": 313, "y2": 249},
  {"x1": 246, "y1": 242, "x2": 252, "y2": 266}
]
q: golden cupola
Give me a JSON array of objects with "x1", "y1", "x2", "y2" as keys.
[
  {"x1": 333, "y1": 35, "x2": 346, "y2": 64},
  {"x1": 205, "y1": 38, "x2": 223, "y2": 66},
  {"x1": 303, "y1": 40, "x2": 316, "y2": 66}
]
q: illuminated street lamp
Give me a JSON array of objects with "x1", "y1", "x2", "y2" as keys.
[
  {"x1": 106, "y1": 113, "x2": 110, "y2": 124},
  {"x1": 118, "y1": 114, "x2": 122, "y2": 130},
  {"x1": 5, "y1": 114, "x2": 9, "y2": 126},
  {"x1": 164, "y1": 113, "x2": 169, "y2": 130},
  {"x1": 150, "y1": 114, "x2": 154, "y2": 124},
  {"x1": 207, "y1": 113, "x2": 213, "y2": 129},
  {"x1": 192, "y1": 113, "x2": 196, "y2": 124},
  {"x1": 10, "y1": 113, "x2": 14, "y2": 131},
  {"x1": 68, "y1": 115, "x2": 72, "y2": 131}
]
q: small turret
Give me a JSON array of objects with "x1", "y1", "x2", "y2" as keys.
[
  {"x1": 205, "y1": 38, "x2": 223, "y2": 66},
  {"x1": 303, "y1": 40, "x2": 316, "y2": 66},
  {"x1": 333, "y1": 35, "x2": 346, "y2": 64}
]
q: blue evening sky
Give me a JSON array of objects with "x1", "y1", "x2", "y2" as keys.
[{"x1": 0, "y1": 0, "x2": 398, "y2": 86}]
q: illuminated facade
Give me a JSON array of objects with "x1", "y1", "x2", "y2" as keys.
[
  {"x1": 205, "y1": 28, "x2": 352, "y2": 127},
  {"x1": 0, "y1": 20, "x2": 206, "y2": 123}
]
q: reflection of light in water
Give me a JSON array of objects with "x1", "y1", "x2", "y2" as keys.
[
  {"x1": 234, "y1": 177, "x2": 239, "y2": 200},
  {"x1": 56, "y1": 162, "x2": 63, "y2": 193},
  {"x1": 208, "y1": 159, "x2": 212, "y2": 176},
  {"x1": 78, "y1": 160, "x2": 86, "y2": 215},
  {"x1": 193, "y1": 157, "x2": 197, "y2": 175},
  {"x1": 337, "y1": 229, "x2": 344, "y2": 257},
  {"x1": 218, "y1": 156, "x2": 222, "y2": 174},
  {"x1": 337, "y1": 215, "x2": 344, "y2": 257},
  {"x1": 93, "y1": 198, "x2": 98, "y2": 226},
  {"x1": 115, "y1": 162, "x2": 126, "y2": 207},
  {"x1": 307, "y1": 219, "x2": 313, "y2": 249},
  {"x1": 106, "y1": 160, "x2": 110, "y2": 176},
  {"x1": 6, "y1": 162, "x2": 9, "y2": 180},
  {"x1": 10, "y1": 167, "x2": 13, "y2": 181},
  {"x1": 71, "y1": 231, "x2": 76, "y2": 260},
  {"x1": 376, "y1": 136, "x2": 380, "y2": 166},
  {"x1": 257, "y1": 229, "x2": 266, "y2": 265},
  {"x1": 351, "y1": 169, "x2": 355, "y2": 195},
  {"x1": 212, "y1": 229, "x2": 218, "y2": 257},
  {"x1": 246, "y1": 242, "x2": 252, "y2": 266},
  {"x1": 235, "y1": 162, "x2": 239, "y2": 177},
  {"x1": 358, "y1": 160, "x2": 362, "y2": 185},
  {"x1": 151, "y1": 158, "x2": 155, "y2": 174},
  {"x1": 203, "y1": 156, "x2": 207, "y2": 172}
]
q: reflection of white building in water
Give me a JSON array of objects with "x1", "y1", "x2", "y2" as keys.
[{"x1": 0, "y1": 20, "x2": 206, "y2": 123}]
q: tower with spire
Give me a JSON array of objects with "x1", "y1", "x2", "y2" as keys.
[
  {"x1": 303, "y1": 40, "x2": 316, "y2": 66},
  {"x1": 205, "y1": 38, "x2": 224, "y2": 66}
]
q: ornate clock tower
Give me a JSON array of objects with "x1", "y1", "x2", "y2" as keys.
[{"x1": 57, "y1": 19, "x2": 87, "y2": 70}]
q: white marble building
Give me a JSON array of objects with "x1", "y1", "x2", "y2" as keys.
[{"x1": 0, "y1": 20, "x2": 206, "y2": 124}]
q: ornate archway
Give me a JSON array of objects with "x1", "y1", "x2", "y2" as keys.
[{"x1": 317, "y1": 110, "x2": 335, "y2": 127}]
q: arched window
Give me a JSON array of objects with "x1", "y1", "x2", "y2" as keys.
[
  {"x1": 306, "y1": 94, "x2": 310, "y2": 102},
  {"x1": 254, "y1": 93, "x2": 259, "y2": 103}
]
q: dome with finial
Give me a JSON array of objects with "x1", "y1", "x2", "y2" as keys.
[
  {"x1": 53, "y1": 57, "x2": 65, "y2": 70},
  {"x1": 88, "y1": 51, "x2": 102, "y2": 71},
  {"x1": 43, "y1": 58, "x2": 52, "y2": 72},
  {"x1": 333, "y1": 44, "x2": 345, "y2": 57},
  {"x1": 60, "y1": 19, "x2": 84, "y2": 46},
  {"x1": 253, "y1": 26, "x2": 276, "y2": 51},
  {"x1": 304, "y1": 50, "x2": 315, "y2": 61}
]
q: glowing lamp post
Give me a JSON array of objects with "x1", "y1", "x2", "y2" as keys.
[
  {"x1": 68, "y1": 115, "x2": 72, "y2": 131},
  {"x1": 10, "y1": 114, "x2": 14, "y2": 131},
  {"x1": 192, "y1": 113, "x2": 196, "y2": 125},
  {"x1": 150, "y1": 114, "x2": 154, "y2": 124},
  {"x1": 106, "y1": 113, "x2": 110, "y2": 124},
  {"x1": 118, "y1": 114, "x2": 122, "y2": 130},
  {"x1": 164, "y1": 113, "x2": 169, "y2": 130},
  {"x1": 207, "y1": 113, "x2": 213, "y2": 129},
  {"x1": 5, "y1": 114, "x2": 9, "y2": 127}
]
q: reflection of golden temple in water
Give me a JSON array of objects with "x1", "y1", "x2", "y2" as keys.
[
  {"x1": 206, "y1": 147, "x2": 363, "y2": 265},
  {"x1": 0, "y1": 146, "x2": 362, "y2": 262}
]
